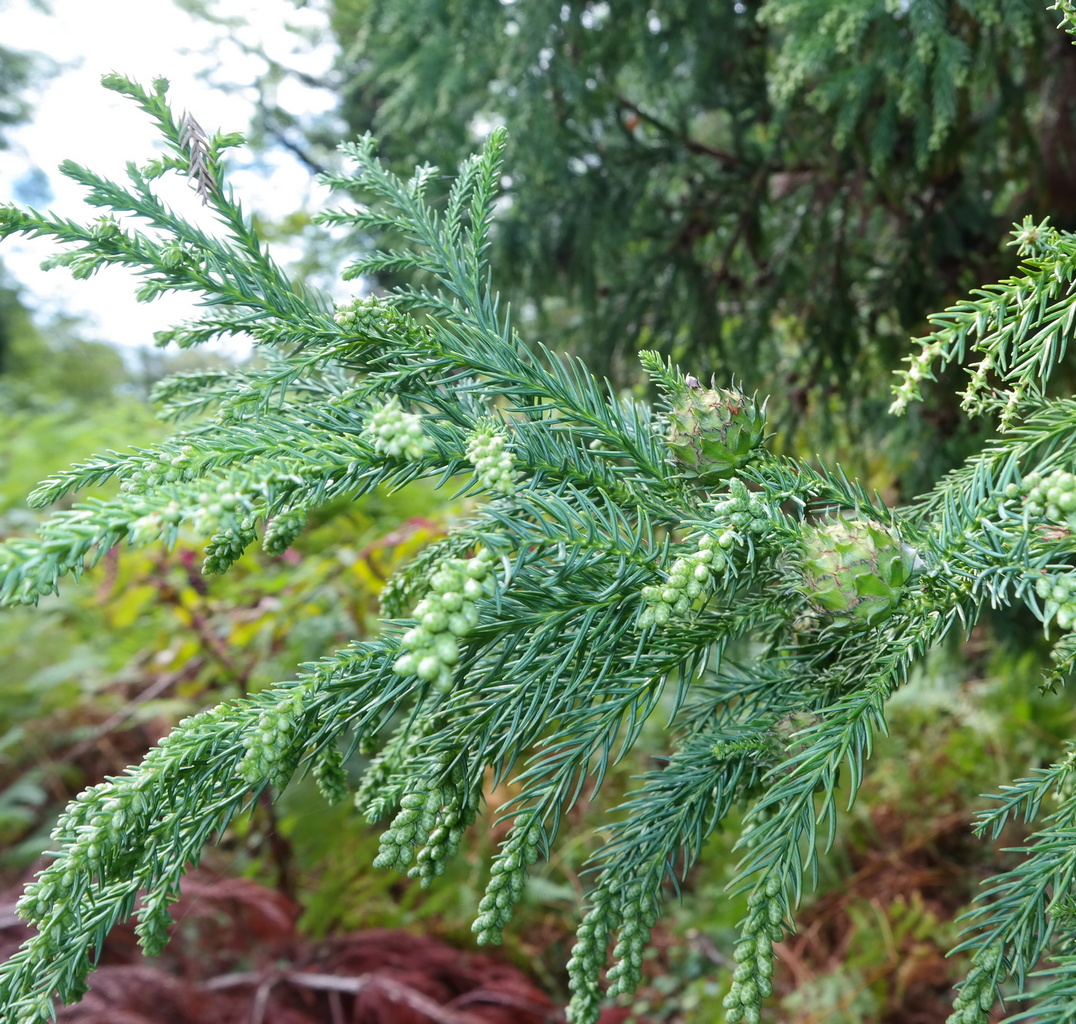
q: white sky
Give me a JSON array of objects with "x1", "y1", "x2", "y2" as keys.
[{"x1": 0, "y1": 0, "x2": 339, "y2": 357}]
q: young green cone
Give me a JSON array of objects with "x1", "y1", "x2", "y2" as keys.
[
  {"x1": 799, "y1": 516, "x2": 915, "y2": 629},
  {"x1": 666, "y1": 380, "x2": 766, "y2": 483}
]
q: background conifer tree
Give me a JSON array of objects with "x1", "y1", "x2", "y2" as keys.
[{"x1": 285, "y1": 0, "x2": 1076, "y2": 452}]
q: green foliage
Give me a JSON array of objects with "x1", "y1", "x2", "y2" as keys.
[
  {"x1": 6, "y1": 58, "x2": 1076, "y2": 1024},
  {"x1": 0, "y1": 377, "x2": 448, "y2": 875},
  {"x1": 761, "y1": 0, "x2": 1043, "y2": 165}
]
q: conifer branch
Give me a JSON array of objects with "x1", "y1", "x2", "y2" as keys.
[{"x1": 4, "y1": 55, "x2": 1076, "y2": 1024}]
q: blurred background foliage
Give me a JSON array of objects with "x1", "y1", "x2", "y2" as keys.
[{"x1": 2, "y1": 1, "x2": 1076, "y2": 1021}]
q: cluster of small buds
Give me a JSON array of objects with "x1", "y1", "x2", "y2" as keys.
[
  {"x1": 191, "y1": 484, "x2": 252, "y2": 531},
  {"x1": 1017, "y1": 469, "x2": 1076, "y2": 529},
  {"x1": 638, "y1": 533, "x2": 729, "y2": 628},
  {"x1": 8, "y1": 994, "x2": 54, "y2": 1024},
  {"x1": 218, "y1": 384, "x2": 263, "y2": 425},
  {"x1": 961, "y1": 353, "x2": 995, "y2": 414},
  {"x1": 1046, "y1": 634, "x2": 1076, "y2": 692},
  {"x1": 136, "y1": 887, "x2": 179, "y2": 958},
  {"x1": 123, "y1": 478, "x2": 258, "y2": 554},
  {"x1": 465, "y1": 423, "x2": 517, "y2": 494},
  {"x1": 379, "y1": 539, "x2": 471, "y2": 618},
  {"x1": 723, "y1": 876, "x2": 784, "y2": 1024},
  {"x1": 159, "y1": 241, "x2": 199, "y2": 269},
  {"x1": 410, "y1": 775, "x2": 479, "y2": 887},
  {"x1": 713, "y1": 477, "x2": 773, "y2": 538},
  {"x1": 606, "y1": 881, "x2": 659, "y2": 997},
  {"x1": 566, "y1": 900, "x2": 618, "y2": 1024},
  {"x1": 333, "y1": 294, "x2": 391, "y2": 331},
  {"x1": 890, "y1": 337, "x2": 945, "y2": 414},
  {"x1": 473, "y1": 822, "x2": 542, "y2": 945},
  {"x1": 1034, "y1": 572, "x2": 1076, "y2": 630},
  {"x1": 126, "y1": 509, "x2": 168, "y2": 546},
  {"x1": 90, "y1": 216, "x2": 123, "y2": 244},
  {"x1": 8, "y1": 711, "x2": 228, "y2": 1000},
  {"x1": 202, "y1": 521, "x2": 257, "y2": 575},
  {"x1": 361, "y1": 396, "x2": 433, "y2": 460},
  {"x1": 119, "y1": 445, "x2": 199, "y2": 495},
  {"x1": 0, "y1": 547, "x2": 56, "y2": 604},
  {"x1": 373, "y1": 781, "x2": 443, "y2": 871},
  {"x1": 313, "y1": 746, "x2": 351, "y2": 805},
  {"x1": 18, "y1": 853, "x2": 88, "y2": 922},
  {"x1": 946, "y1": 945, "x2": 1001, "y2": 1024},
  {"x1": 263, "y1": 509, "x2": 308, "y2": 556},
  {"x1": 236, "y1": 689, "x2": 305, "y2": 788},
  {"x1": 392, "y1": 548, "x2": 497, "y2": 690},
  {"x1": 1010, "y1": 214, "x2": 1061, "y2": 259},
  {"x1": 999, "y1": 384, "x2": 1026, "y2": 433},
  {"x1": 353, "y1": 719, "x2": 434, "y2": 823},
  {"x1": 17, "y1": 778, "x2": 151, "y2": 938}
]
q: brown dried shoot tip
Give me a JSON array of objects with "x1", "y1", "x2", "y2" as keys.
[{"x1": 178, "y1": 109, "x2": 216, "y2": 205}]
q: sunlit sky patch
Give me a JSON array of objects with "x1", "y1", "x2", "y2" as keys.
[{"x1": 0, "y1": 0, "x2": 337, "y2": 356}]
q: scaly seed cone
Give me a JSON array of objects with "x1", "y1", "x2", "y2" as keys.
[
  {"x1": 799, "y1": 516, "x2": 914, "y2": 628},
  {"x1": 666, "y1": 384, "x2": 766, "y2": 483}
]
